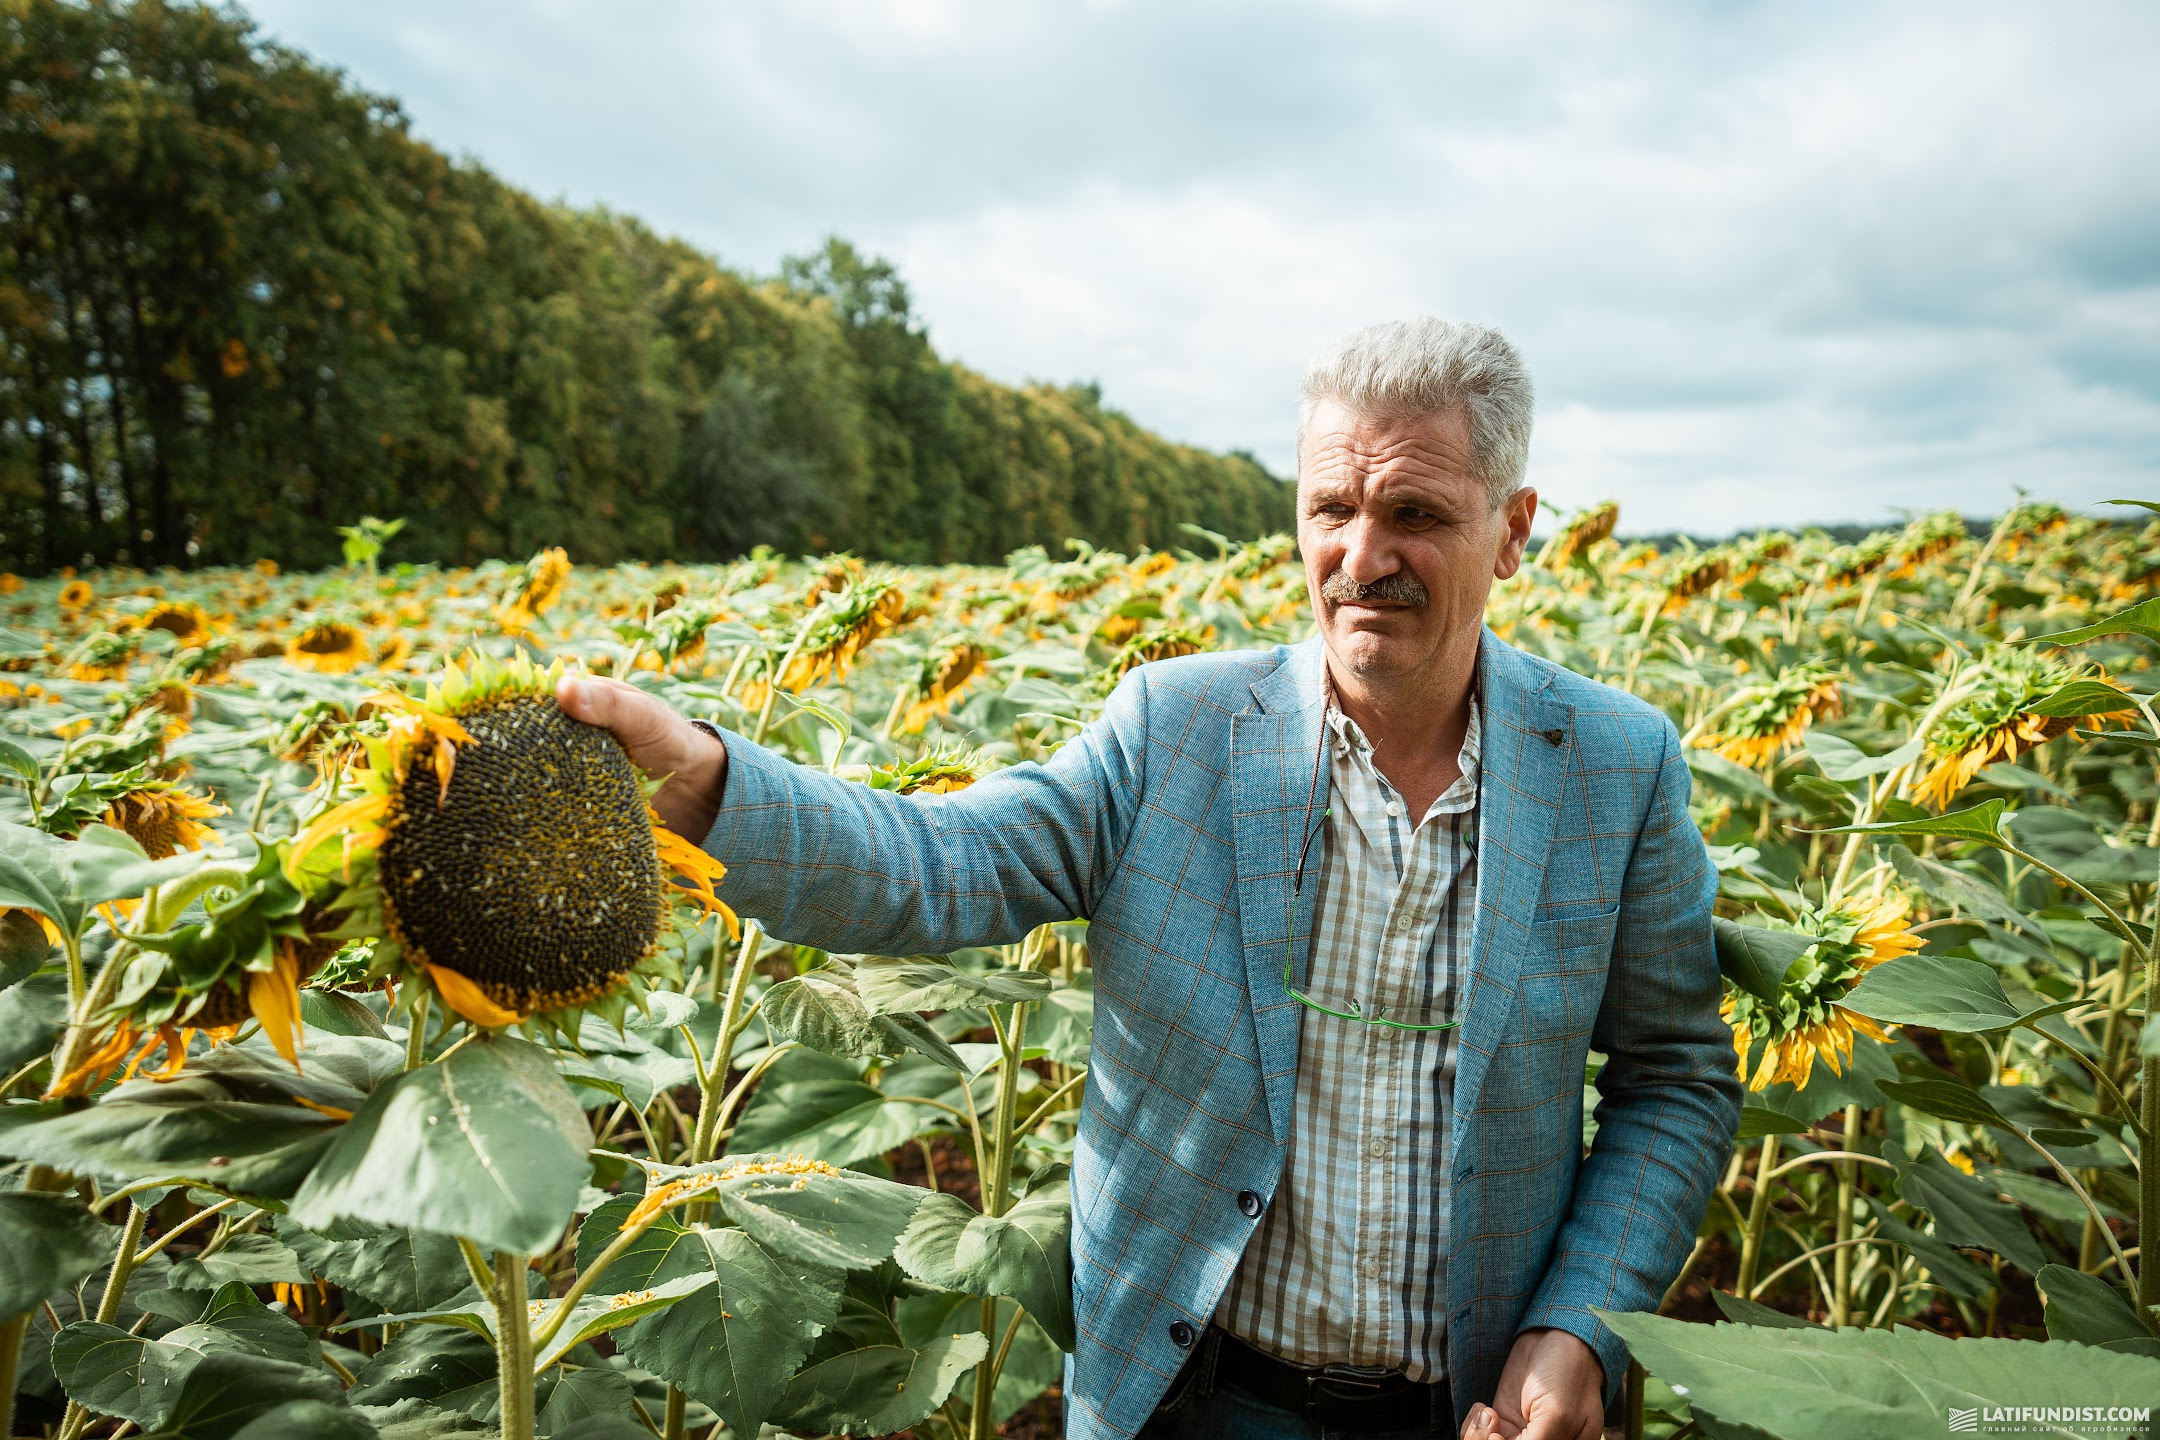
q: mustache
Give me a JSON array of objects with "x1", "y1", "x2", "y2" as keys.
[{"x1": 1319, "y1": 569, "x2": 1429, "y2": 607}]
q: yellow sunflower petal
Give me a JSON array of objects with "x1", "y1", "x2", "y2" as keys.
[
  {"x1": 250, "y1": 949, "x2": 304, "y2": 1068},
  {"x1": 424, "y1": 962, "x2": 527, "y2": 1028},
  {"x1": 287, "y1": 792, "x2": 391, "y2": 882}
]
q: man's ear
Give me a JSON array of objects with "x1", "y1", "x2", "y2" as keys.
[{"x1": 1491, "y1": 486, "x2": 1539, "y2": 580}]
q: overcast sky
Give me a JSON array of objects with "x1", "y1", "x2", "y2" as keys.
[{"x1": 242, "y1": 0, "x2": 2157, "y2": 535}]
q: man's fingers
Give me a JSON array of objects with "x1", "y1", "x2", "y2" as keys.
[
  {"x1": 556, "y1": 674, "x2": 684, "y2": 768},
  {"x1": 1460, "y1": 1403, "x2": 1522, "y2": 1440}
]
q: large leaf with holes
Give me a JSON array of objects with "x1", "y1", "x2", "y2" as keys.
[
  {"x1": 1600, "y1": 1311, "x2": 2160, "y2": 1438},
  {"x1": 50, "y1": 1285, "x2": 316, "y2": 1430},
  {"x1": 772, "y1": 1324, "x2": 988, "y2": 1438},
  {"x1": 288, "y1": 1037, "x2": 589, "y2": 1255},
  {"x1": 893, "y1": 1167, "x2": 1074, "y2": 1348},
  {"x1": 597, "y1": 1201, "x2": 846, "y2": 1440}
]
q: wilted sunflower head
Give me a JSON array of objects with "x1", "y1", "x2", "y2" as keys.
[
  {"x1": 1913, "y1": 648, "x2": 2134, "y2": 809},
  {"x1": 288, "y1": 650, "x2": 734, "y2": 1029},
  {"x1": 1722, "y1": 887, "x2": 1918, "y2": 1092},
  {"x1": 1662, "y1": 550, "x2": 1732, "y2": 612},
  {"x1": 1129, "y1": 551, "x2": 1178, "y2": 582},
  {"x1": 286, "y1": 621, "x2": 371, "y2": 674},
  {"x1": 768, "y1": 579, "x2": 905, "y2": 696},
  {"x1": 861, "y1": 741, "x2": 991, "y2": 795},
  {"x1": 1107, "y1": 627, "x2": 1210, "y2": 686},
  {"x1": 900, "y1": 641, "x2": 989, "y2": 734},
  {"x1": 1698, "y1": 663, "x2": 1845, "y2": 772},
  {"x1": 65, "y1": 630, "x2": 139, "y2": 682},
  {"x1": 136, "y1": 601, "x2": 213, "y2": 647},
  {"x1": 103, "y1": 782, "x2": 224, "y2": 859},
  {"x1": 1549, "y1": 502, "x2": 1619, "y2": 569},
  {"x1": 499, "y1": 547, "x2": 573, "y2": 635},
  {"x1": 1892, "y1": 510, "x2": 1968, "y2": 577}
]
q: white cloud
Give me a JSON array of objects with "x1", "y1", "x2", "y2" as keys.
[{"x1": 242, "y1": 0, "x2": 2160, "y2": 533}]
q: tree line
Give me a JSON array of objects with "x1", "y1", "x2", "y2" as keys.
[{"x1": 0, "y1": 0, "x2": 1292, "y2": 574}]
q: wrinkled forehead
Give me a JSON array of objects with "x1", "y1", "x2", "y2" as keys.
[{"x1": 1297, "y1": 400, "x2": 1483, "y2": 505}]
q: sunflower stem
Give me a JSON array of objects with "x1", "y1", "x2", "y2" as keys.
[
  {"x1": 691, "y1": 922, "x2": 761, "y2": 1167},
  {"x1": 487, "y1": 1249, "x2": 537, "y2": 1440},
  {"x1": 55, "y1": 1203, "x2": 149, "y2": 1440},
  {"x1": 404, "y1": 990, "x2": 431, "y2": 1070},
  {"x1": 750, "y1": 616, "x2": 816, "y2": 746},
  {"x1": 1735, "y1": 1134, "x2": 1781, "y2": 1298},
  {"x1": 1833, "y1": 1104, "x2": 1860, "y2": 1325}
]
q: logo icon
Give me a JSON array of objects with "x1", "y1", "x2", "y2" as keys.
[{"x1": 1947, "y1": 1408, "x2": 1978, "y2": 1433}]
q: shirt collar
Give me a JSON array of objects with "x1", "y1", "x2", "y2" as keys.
[{"x1": 1322, "y1": 677, "x2": 1484, "y2": 797}]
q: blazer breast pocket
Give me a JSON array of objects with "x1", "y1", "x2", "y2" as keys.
[{"x1": 1517, "y1": 903, "x2": 1621, "y2": 1040}]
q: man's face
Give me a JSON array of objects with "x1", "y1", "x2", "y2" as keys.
[{"x1": 1297, "y1": 398, "x2": 1537, "y2": 688}]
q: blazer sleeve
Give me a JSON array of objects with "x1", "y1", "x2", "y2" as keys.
[
  {"x1": 1516, "y1": 721, "x2": 1744, "y2": 1400},
  {"x1": 694, "y1": 669, "x2": 1151, "y2": 955}
]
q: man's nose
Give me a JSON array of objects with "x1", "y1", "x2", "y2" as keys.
[{"x1": 1337, "y1": 515, "x2": 1406, "y2": 585}]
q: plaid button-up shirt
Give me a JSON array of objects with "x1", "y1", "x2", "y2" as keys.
[{"x1": 1213, "y1": 689, "x2": 1483, "y2": 1382}]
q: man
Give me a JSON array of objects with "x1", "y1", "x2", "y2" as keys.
[{"x1": 559, "y1": 318, "x2": 1742, "y2": 1440}]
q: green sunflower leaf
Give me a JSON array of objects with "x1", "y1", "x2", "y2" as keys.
[
  {"x1": 1820, "y1": 800, "x2": 2008, "y2": 847},
  {"x1": 2035, "y1": 1265, "x2": 2160, "y2": 1359},
  {"x1": 288, "y1": 1036, "x2": 590, "y2": 1256},
  {"x1": 1711, "y1": 918, "x2": 1814, "y2": 1004},
  {"x1": 2021, "y1": 596, "x2": 2160, "y2": 648},
  {"x1": 1597, "y1": 1311, "x2": 2160, "y2": 1437}
]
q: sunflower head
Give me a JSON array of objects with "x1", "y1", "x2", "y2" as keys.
[
  {"x1": 286, "y1": 622, "x2": 371, "y2": 674},
  {"x1": 1721, "y1": 887, "x2": 1917, "y2": 1091},
  {"x1": 289, "y1": 650, "x2": 734, "y2": 1029},
  {"x1": 861, "y1": 741, "x2": 991, "y2": 795},
  {"x1": 136, "y1": 601, "x2": 213, "y2": 647},
  {"x1": 58, "y1": 579, "x2": 94, "y2": 611},
  {"x1": 1913, "y1": 648, "x2": 2135, "y2": 808},
  {"x1": 1662, "y1": 550, "x2": 1732, "y2": 611},
  {"x1": 499, "y1": 547, "x2": 573, "y2": 634},
  {"x1": 1548, "y1": 502, "x2": 1619, "y2": 569},
  {"x1": 64, "y1": 630, "x2": 139, "y2": 682},
  {"x1": 900, "y1": 641, "x2": 989, "y2": 734},
  {"x1": 773, "y1": 579, "x2": 904, "y2": 694},
  {"x1": 103, "y1": 782, "x2": 225, "y2": 859},
  {"x1": 1101, "y1": 627, "x2": 1210, "y2": 691},
  {"x1": 1698, "y1": 662, "x2": 1845, "y2": 772}
]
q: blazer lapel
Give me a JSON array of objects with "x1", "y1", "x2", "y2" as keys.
[
  {"x1": 1450, "y1": 628, "x2": 1575, "y2": 1132},
  {"x1": 1231, "y1": 637, "x2": 1327, "y2": 1142}
]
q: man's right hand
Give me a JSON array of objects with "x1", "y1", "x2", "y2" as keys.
[{"x1": 556, "y1": 674, "x2": 729, "y2": 839}]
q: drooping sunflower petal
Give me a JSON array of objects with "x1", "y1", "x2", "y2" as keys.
[
  {"x1": 249, "y1": 949, "x2": 304, "y2": 1068},
  {"x1": 287, "y1": 792, "x2": 391, "y2": 882},
  {"x1": 424, "y1": 961, "x2": 527, "y2": 1028}
]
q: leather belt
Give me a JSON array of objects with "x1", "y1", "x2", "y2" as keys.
[{"x1": 1211, "y1": 1328, "x2": 1449, "y2": 1433}]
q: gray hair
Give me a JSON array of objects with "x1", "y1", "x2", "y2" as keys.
[{"x1": 1297, "y1": 317, "x2": 1535, "y2": 507}]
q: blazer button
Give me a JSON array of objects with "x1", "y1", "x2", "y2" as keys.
[
  {"x1": 1169, "y1": 1321, "x2": 1196, "y2": 1349},
  {"x1": 1237, "y1": 1190, "x2": 1264, "y2": 1219}
]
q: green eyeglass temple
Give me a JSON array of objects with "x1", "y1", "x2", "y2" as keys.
[{"x1": 1281, "y1": 802, "x2": 1460, "y2": 1034}]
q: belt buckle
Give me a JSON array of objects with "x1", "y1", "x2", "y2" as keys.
[{"x1": 1303, "y1": 1362, "x2": 1394, "y2": 1426}]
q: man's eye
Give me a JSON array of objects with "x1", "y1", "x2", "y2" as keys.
[{"x1": 1396, "y1": 507, "x2": 1436, "y2": 527}]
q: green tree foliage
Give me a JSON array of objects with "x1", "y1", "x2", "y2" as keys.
[{"x1": 0, "y1": 1, "x2": 1291, "y2": 574}]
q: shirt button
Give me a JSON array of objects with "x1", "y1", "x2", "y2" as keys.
[
  {"x1": 1395, "y1": 915, "x2": 1413, "y2": 932},
  {"x1": 1237, "y1": 1190, "x2": 1265, "y2": 1219},
  {"x1": 1368, "y1": 1138, "x2": 1389, "y2": 1159},
  {"x1": 1168, "y1": 1320, "x2": 1196, "y2": 1349},
  {"x1": 1385, "y1": 801, "x2": 1403, "y2": 818}
]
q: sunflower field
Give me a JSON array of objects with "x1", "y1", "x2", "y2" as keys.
[{"x1": 0, "y1": 500, "x2": 2157, "y2": 1440}]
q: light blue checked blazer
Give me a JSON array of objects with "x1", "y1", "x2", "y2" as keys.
[{"x1": 700, "y1": 630, "x2": 1742, "y2": 1438}]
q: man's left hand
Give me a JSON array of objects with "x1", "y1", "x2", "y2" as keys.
[{"x1": 1459, "y1": 1327, "x2": 1605, "y2": 1440}]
